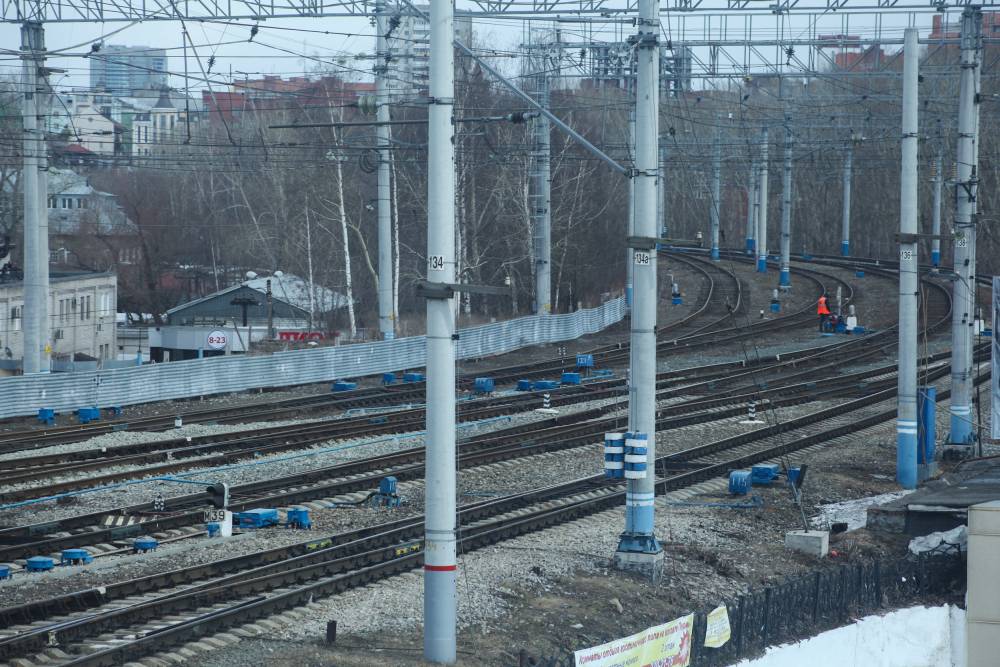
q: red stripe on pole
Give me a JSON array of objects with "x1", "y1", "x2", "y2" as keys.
[{"x1": 424, "y1": 564, "x2": 457, "y2": 572}]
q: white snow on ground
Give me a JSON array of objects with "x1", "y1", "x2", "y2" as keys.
[
  {"x1": 811, "y1": 490, "x2": 914, "y2": 531},
  {"x1": 732, "y1": 605, "x2": 966, "y2": 667},
  {"x1": 909, "y1": 526, "x2": 968, "y2": 556}
]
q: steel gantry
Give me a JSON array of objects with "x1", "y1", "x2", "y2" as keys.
[{"x1": 4, "y1": 0, "x2": 1000, "y2": 21}]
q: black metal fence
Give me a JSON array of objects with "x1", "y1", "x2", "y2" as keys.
[{"x1": 516, "y1": 552, "x2": 965, "y2": 667}]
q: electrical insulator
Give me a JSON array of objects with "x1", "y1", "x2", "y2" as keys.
[{"x1": 357, "y1": 94, "x2": 377, "y2": 117}]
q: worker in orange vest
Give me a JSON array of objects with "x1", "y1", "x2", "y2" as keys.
[{"x1": 817, "y1": 295, "x2": 831, "y2": 332}]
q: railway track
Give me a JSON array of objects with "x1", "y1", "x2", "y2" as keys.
[
  {"x1": 0, "y1": 334, "x2": 970, "y2": 567},
  {"x1": 0, "y1": 254, "x2": 967, "y2": 667},
  {"x1": 0, "y1": 256, "x2": 785, "y2": 454},
  {"x1": 0, "y1": 363, "x2": 982, "y2": 667},
  {"x1": 0, "y1": 260, "x2": 725, "y2": 448},
  {"x1": 0, "y1": 370, "x2": 900, "y2": 562},
  {"x1": 0, "y1": 320, "x2": 900, "y2": 502},
  {"x1": 0, "y1": 260, "x2": 945, "y2": 553}
]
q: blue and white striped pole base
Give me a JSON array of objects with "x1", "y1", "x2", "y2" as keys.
[
  {"x1": 931, "y1": 250, "x2": 941, "y2": 267},
  {"x1": 711, "y1": 247, "x2": 720, "y2": 260},
  {"x1": 948, "y1": 405, "x2": 975, "y2": 446},
  {"x1": 613, "y1": 432, "x2": 663, "y2": 569},
  {"x1": 603, "y1": 433, "x2": 625, "y2": 479},
  {"x1": 896, "y1": 419, "x2": 918, "y2": 489},
  {"x1": 841, "y1": 241, "x2": 850, "y2": 257}
]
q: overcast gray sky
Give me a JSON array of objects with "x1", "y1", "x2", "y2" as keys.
[{"x1": 0, "y1": 8, "x2": 951, "y2": 94}]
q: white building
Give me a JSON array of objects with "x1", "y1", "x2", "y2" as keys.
[
  {"x1": 387, "y1": 6, "x2": 472, "y2": 101},
  {"x1": 46, "y1": 91, "x2": 125, "y2": 156},
  {"x1": 132, "y1": 87, "x2": 187, "y2": 158},
  {"x1": 0, "y1": 272, "x2": 118, "y2": 373},
  {"x1": 46, "y1": 168, "x2": 139, "y2": 269}
]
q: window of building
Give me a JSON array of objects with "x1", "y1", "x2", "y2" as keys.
[
  {"x1": 76, "y1": 198, "x2": 84, "y2": 209},
  {"x1": 85, "y1": 295, "x2": 91, "y2": 320},
  {"x1": 101, "y1": 292, "x2": 113, "y2": 316},
  {"x1": 48, "y1": 197, "x2": 55, "y2": 208},
  {"x1": 59, "y1": 299, "x2": 65, "y2": 322},
  {"x1": 10, "y1": 306, "x2": 21, "y2": 331}
]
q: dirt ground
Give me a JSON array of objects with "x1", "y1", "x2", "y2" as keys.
[{"x1": 287, "y1": 432, "x2": 917, "y2": 667}]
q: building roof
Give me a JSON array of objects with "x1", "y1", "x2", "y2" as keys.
[
  {"x1": 0, "y1": 271, "x2": 116, "y2": 292},
  {"x1": 165, "y1": 276, "x2": 349, "y2": 322},
  {"x1": 62, "y1": 143, "x2": 95, "y2": 155},
  {"x1": 164, "y1": 283, "x2": 312, "y2": 325},
  {"x1": 152, "y1": 86, "x2": 174, "y2": 110},
  {"x1": 47, "y1": 168, "x2": 138, "y2": 235},
  {"x1": 165, "y1": 284, "x2": 243, "y2": 316},
  {"x1": 243, "y1": 274, "x2": 351, "y2": 312}
]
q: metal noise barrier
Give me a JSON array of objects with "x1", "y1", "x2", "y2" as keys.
[{"x1": 0, "y1": 298, "x2": 626, "y2": 420}]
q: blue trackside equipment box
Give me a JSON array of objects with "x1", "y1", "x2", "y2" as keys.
[{"x1": 234, "y1": 508, "x2": 281, "y2": 529}]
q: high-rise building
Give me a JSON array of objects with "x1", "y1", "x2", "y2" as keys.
[
  {"x1": 386, "y1": 6, "x2": 472, "y2": 101},
  {"x1": 90, "y1": 45, "x2": 168, "y2": 95}
]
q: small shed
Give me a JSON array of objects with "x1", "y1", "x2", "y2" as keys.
[{"x1": 165, "y1": 284, "x2": 311, "y2": 329}]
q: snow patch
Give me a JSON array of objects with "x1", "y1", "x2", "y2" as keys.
[
  {"x1": 731, "y1": 605, "x2": 964, "y2": 667},
  {"x1": 811, "y1": 490, "x2": 914, "y2": 531},
  {"x1": 909, "y1": 525, "x2": 968, "y2": 556}
]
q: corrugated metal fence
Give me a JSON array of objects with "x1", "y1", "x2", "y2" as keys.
[{"x1": 0, "y1": 298, "x2": 625, "y2": 419}]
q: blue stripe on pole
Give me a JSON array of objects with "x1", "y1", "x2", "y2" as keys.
[{"x1": 897, "y1": 428, "x2": 918, "y2": 489}]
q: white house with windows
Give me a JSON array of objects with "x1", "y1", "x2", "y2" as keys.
[
  {"x1": 46, "y1": 90, "x2": 127, "y2": 157},
  {"x1": 46, "y1": 168, "x2": 139, "y2": 271},
  {"x1": 0, "y1": 272, "x2": 118, "y2": 373},
  {"x1": 132, "y1": 86, "x2": 185, "y2": 158}
]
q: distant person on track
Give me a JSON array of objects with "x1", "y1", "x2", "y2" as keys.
[{"x1": 817, "y1": 295, "x2": 831, "y2": 332}]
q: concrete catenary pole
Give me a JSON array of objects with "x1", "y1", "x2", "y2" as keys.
[
  {"x1": 756, "y1": 128, "x2": 769, "y2": 273},
  {"x1": 897, "y1": 27, "x2": 919, "y2": 490},
  {"x1": 841, "y1": 142, "x2": 853, "y2": 257},
  {"x1": 710, "y1": 127, "x2": 721, "y2": 261},
  {"x1": 657, "y1": 141, "x2": 667, "y2": 237},
  {"x1": 530, "y1": 61, "x2": 552, "y2": 315},
  {"x1": 626, "y1": 107, "x2": 636, "y2": 307},
  {"x1": 375, "y1": 0, "x2": 395, "y2": 340},
  {"x1": 20, "y1": 22, "x2": 49, "y2": 374},
  {"x1": 930, "y1": 145, "x2": 944, "y2": 268},
  {"x1": 614, "y1": 0, "x2": 662, "y2": 574},
  {"x1": 423, "y1": 0, "x2": 457, "y2": 660},
  {"x1": 745, "y1": 156, "x2": 756, "y2": 254},
  {"x1": 36, "y1": 50, "x2": 50, "y2": 372},
  {"x1": 948, "y1": 6, "x2": 982, "y2": 448},
  {"x1": 779, "y1": 120, "x2": 793, "y2": 288}
]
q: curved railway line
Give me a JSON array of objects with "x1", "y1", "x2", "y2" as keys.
[
  {"x1": 0, "y1": 252, "x2": 979, "y2": 667},
  {"x1": 0, "y1": 255, "x2": 801, "y2": 454},
  {"x1": 0, "y1": 257, "x2": 948, "y2": 555}
]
